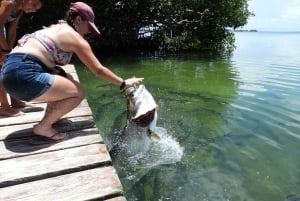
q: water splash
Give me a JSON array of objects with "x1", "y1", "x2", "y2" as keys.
[{"x1": 127, "y1": 127, "x2": 184, "y2": 168}]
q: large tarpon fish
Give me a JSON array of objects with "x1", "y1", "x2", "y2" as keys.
[
  {"x1": 109, "y1": 84, "x2": 161, "y2": 160},
  {"x1": 124, "y1": 84, "x2": 160, "y2": 140},
  {"x1": 109, "y1": 84, "x2": 184, "y2": 167}
]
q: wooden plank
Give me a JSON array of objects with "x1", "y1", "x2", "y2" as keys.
[
  {"x1": 0, "y1": 143, "x2": 111, "y2": 187},
  {"x1": 0, "y1": 116, "x2": 95, "y2": 141},
  {"x1": 0, "y1": 64, "x2": 126, "y2": 201},
  {"x1": 0, "y1": 127, "x2": 103, "y2": 160},
  {"x1": 0, "y1": 167, "x2": 124, "y2": 201},
  {"x1": 106, "y1": 197, "x2": 127, "y2": 201},
  {"x1": 0, "y1": 99, "x2": 90, "y2": 118},
  {"x1": 0, "y1": 103, "x2": 92, "y2": 126}
]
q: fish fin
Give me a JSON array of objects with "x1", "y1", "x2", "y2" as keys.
[{"x1": 148, "y1": 129, "x2": 161, "y2": 141}]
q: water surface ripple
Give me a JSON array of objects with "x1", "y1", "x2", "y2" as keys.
[{"x1": 77, "y1": 31, "x2": 300, "y2": 201}]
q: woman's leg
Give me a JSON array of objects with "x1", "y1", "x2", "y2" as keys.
[
  {"x1": 0, "y1": 85, "x2": 24, "y2": 117},
  {"x1": 0, "y1": 59, "x2": 24, "y2": 116},
  {"x1": 32, "y1": 74, "x2": 86, "y2": 139}
]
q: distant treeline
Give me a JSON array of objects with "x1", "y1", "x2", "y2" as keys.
[
  {"x1": 235, "y1": 29, "x2": 258, "y2": 32},
  {"x1": 18, "y1": 0, "x2": 253, "y2": 55}
]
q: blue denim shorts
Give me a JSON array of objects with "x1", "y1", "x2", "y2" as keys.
[{"x1": 0, "y1": 53, "x2": 54, "y2": 101}]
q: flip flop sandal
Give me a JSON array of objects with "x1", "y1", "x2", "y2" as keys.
[
  {"x1": 29, "y1": 133, "x2": 67, "y2": 145},
  {"x1": 54, "y1": 118, "x2": 73, "y2": 125}
]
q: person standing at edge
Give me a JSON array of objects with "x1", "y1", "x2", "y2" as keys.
[
  {"x1": 0, "y1": 2, "x2": 144, "y2": 140},
  {"x1": 0, "y1": 0, "x2": 43, "y2": 117}
]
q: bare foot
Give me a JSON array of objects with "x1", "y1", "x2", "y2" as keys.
[
  {"x1": 33, "y1": 124, "x2": 66, "y2": 140},
  {"x1": 0, "y1": 107, "x2": 24, "y2": 117}
]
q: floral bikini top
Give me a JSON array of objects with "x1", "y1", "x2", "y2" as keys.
[{"x1": 18, "y1": 32, "x2": 73, "y2": 65}]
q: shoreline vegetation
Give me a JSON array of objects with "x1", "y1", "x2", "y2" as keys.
[
  {"x1": 234, "y1": 29, "x2": 300, "y2": 33},
  {"x1": 234, "y1": 29, "x2": 258, "y2": 32},
  {"x1": 19, "y1": 0, "x2": 252, "y2": 54}
]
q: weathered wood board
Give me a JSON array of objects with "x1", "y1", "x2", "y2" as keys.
[{"x1": 0, "y1": 65, "x2": 126, "y2": 201}]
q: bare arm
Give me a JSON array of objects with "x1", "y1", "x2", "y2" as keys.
[
  {"x1": 67, "y1": 32, "x2": 143, "y2": 87},
  {"x1": 76, "y1": 39, "x2": 124, "y2": 85},
  {"x1": 0, "y1": 1, "x2": 15, "y2": 64},
  {"x1": 0, "y1": 1, "x2": 15, "y2": 51},
  {"x1": 6, "y1": 11, "x2": 23, "y2": 49}
]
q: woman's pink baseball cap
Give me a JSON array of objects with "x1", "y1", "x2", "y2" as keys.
[{"x1": 70, "y1": 2, "x2": 101, "y2": 35}]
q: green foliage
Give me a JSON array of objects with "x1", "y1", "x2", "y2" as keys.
[{"x1": 17, "y1": 0, "x2": 253, "y2": 54}]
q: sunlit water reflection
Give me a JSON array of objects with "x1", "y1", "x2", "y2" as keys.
[{"x1": 76, "y1": 31, "x2": 300, "y2": 201}]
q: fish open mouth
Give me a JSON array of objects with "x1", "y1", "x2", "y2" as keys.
[
  {"x1": 124, "y1": 84, "x2": 157, "y2": 128},
  {"x1": 132, "y1": 108, "x2": 156, "y2": 127}
]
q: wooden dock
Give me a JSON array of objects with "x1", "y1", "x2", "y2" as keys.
[{"x1": 0, "y1": 65, "x2": 126, "y2": 201}]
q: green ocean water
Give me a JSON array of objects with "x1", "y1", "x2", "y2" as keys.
[{"x1": 76, "y1": 31, "x2": 300, "y2": 201}]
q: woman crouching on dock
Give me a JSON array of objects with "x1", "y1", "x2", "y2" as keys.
[{"x1": 0, "y1": 2, "x2": 143, "y2": 140}]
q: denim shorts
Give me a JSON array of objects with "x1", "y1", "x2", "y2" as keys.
[{"x1": 0, "y1": 53, "x2": 54, "y2": 101}]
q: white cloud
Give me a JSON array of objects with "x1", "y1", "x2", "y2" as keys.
[
  {"x1": 243, "y1": 0, "x2": 300, "y2": 31},
  {"x1": 281, "y1": 2, "x2": 300, "y2": 20}
]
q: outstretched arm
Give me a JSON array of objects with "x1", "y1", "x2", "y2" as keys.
[{"x1": 72, "y1": 34, "x2": 143, "y2": 87}]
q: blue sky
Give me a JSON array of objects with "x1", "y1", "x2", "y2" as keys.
[{"x1": 243, "y1": 0, "x2": 300, "y2": 31}]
